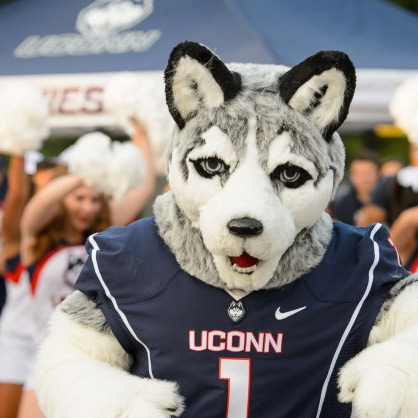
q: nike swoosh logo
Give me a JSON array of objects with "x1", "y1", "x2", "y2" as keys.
[{"x1": 275, "y1": 306, "x2": 306, "y2": 320}]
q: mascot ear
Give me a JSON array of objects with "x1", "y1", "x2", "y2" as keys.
[
  {"x1": 164, "y1": 41, "x2": 241, "y2": 129},
  {"x1": 279, "y1": 51, "x2": 356, "y2": 140}
]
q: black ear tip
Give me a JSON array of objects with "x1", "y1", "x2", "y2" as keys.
[
  {"x1": 315, "y1": 50, "x2": 356, "y2": 80},
  {"x1": 164, "y1": 41, "x2": 241, "y2": 129},
  {"x1": 315, "y1": 50, "x2": 352, "y2": 61},
  {"x1": 168, "y1": 41, "x2": 214, "y2": 63},
  {"x1": 164, "y1": 41, "x2": 217, "y2": 84},
  {"x1": 170, "y1": 41, "x2": 201, "y2": 54},
  {"x1": 279, "y1": 50, "x2": 356, "y2": 140}
]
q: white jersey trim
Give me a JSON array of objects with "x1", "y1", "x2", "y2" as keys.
[
  {"x1": 315, "y1": 223, "x2": 382, "y2": 417},
  {"x1": 88, "y1": 233, "x2": 154, "y2": 379}
]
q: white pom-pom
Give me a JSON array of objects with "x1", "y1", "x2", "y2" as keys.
[
  {"x1": 397, "y1": 166, "x2": 418, "y2": 193},
  {"x1": 68, "y1": 132, "x2": 113, "y2": 194},
  {"x1": 0, "y1": 83, "x2": 50, "y2": 155},
  {"x1": 108, "y1": 142, "x2": 146, "y2": 200},
  {"x1": 56, "y1": 145, "x2": 75, "y2": 166},
  {"x1": 68, "y1": 132, "x2": 146, "y2": 199},
  {"x1": 103, "y1": 72, "x2": 174, "y2": 174},
  {"x1": 389, "y1": 76, "x2": 418, "y2": 143},
  {"x1": 24, "y1": 151, "x2": 45, "y2": 175},
  {"x1": 103, "y1": 73, "x2": 141, "y2": 135}
]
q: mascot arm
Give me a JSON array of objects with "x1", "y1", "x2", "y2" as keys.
[
  {"x1": 339, "y1": 276, "x2": 418, "y2": 418},
  {"x1": 35, "y1": 291, "x2": 184, "y2": 418}
]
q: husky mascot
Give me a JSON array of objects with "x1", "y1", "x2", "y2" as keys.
[{"x1": 35, "y1": 42, "x2": 418, "y2": 418}]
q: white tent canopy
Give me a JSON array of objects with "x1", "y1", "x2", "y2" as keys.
[{"x1": 0, "y1": 0, "x2": 417, "y2": 136}]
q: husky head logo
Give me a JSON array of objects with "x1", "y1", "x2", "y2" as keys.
[
  {"x1": 51, "y1": 254, "x2": 87, "y2": 307},
  {"x1": 76, "y1": 0, "x2": 153, "y2": 38},
  {"x1": 227, "y1": 301, "x2": 246, "y2": 323},
  {"x1": 162, "y1": 42, "x2": 355, "y2": 292}
]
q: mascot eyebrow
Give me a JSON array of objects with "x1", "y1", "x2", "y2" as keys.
[{"x1": 34, "y1": 41, "x2": 418, "y2": 418}]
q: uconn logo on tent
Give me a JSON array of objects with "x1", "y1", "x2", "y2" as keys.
[
  {"x1": 14, "y1": 0, "x2": 161, "y2": 58},
  {"x1": 189, "y1": 330, "x2": 284, "y2": 354}
]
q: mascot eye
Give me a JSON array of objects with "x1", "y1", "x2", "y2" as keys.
[
  {"x1": 270, "y1": 164, "x2": 312, "y2": 188},
  {"x1": 191, "y1": 157, "x2": 228, "y2": 178}
]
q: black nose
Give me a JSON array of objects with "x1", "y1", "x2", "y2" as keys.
[{"x1": 227, "y1": 218, "x2": 263, "y2": 237}]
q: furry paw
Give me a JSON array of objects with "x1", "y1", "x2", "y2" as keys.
[
  {"x1": 119, "y1": 379, "x2": 185, "y2": 418},
  {"x1": 339, "y1": 364, "x2": 406, "y2": 418},
  {"x1": 338, "y1": 342, "x2": 418, "y2": 418}
]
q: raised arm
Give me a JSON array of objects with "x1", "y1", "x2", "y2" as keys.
[
  {"x1": 110, "y1": 118, "x2": 156, "y2": 226},
  {"x1": 389, "y1": 206, "x2": 418, "y2": 264},
  {"x1": 1, "y1": 156, "x2": 31, "y2": 260},
  {"x1": 355, "y1": 204, "x2": 387, "y2": 227},
  {"x1": 20, "y1": 174, "x2": 84, "y2": 265}
]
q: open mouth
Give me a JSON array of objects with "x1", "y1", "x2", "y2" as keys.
[{"x1": 229, "y1": 252, "x2": 259, "y2": 274}]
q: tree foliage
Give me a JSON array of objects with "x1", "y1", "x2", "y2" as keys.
[{"x1": 387, "y1": 0, "x2": 418, "y2": 13}]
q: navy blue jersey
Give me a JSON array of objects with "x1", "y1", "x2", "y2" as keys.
[
  {"x1": 1, "y1": 254, "x2": 25, "y2": 316},
  {"x1": 76, "y1": 218, "x2": 409, "y2": 418},
  {"x1": 4, "y1": 254, "x2": 24, "y2": 284}
]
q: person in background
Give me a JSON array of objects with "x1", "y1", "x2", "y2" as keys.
[
  {"x1": 359, "y1": 157, "x2": 406, "y2": 227},
  {"x1": 380, "y1": 156, "x2": 405, "y2": 177},
  {"x1": 390, "y1": 204, "x2": 418, "y2": 273},
  {"x1": 0, "y1": 81, "x2": 51, "y2": 418},
  {"x1": 357, "y1": 145, "x2": 418, "y2": 227},
  {"x1": 0, "y1": 154, "x2": 33, "y2": 418},
  {"x1": 0, "y1": 153, "x2": 69, "y2": 418},
  {"x1": 329, "y1": 151, "x2": 381, "y2": 225},
  {"x1": 385, "y1": 162, "x2": 418, "y2": 272},
  {"x1": 15, "y1": 117, "x2": 155, "y2": 418}
]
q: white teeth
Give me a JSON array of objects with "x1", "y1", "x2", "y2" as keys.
[{"x1": 232, "y1": 264, "x2": 258, "y2": 274}]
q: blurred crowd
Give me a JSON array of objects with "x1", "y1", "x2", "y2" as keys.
[
  {"x1": 0, "y1": 112, "x2": 158, "y2": 418},
  {"x1": 329, "y1": 143, "x2": 418, "y2": 273}
]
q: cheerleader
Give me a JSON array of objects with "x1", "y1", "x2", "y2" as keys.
[
  {"x1": 0, "y1": 84, "x2": 50, "y2": 418},
  {"x1": 17, "y1": 117, "x2": 154, "y2": 418}
]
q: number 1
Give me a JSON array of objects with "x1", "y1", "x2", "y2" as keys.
[{"x1": 219, "y1": 358, "x2": 251, "y2": 418}]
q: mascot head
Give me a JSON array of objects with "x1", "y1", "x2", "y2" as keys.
[{"x1": 158, "y1": 41, "x2": 355, "y2": 292}]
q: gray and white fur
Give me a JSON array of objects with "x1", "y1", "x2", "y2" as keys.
[{"x1": 35, "y1": 42, "x2": 418, "y2": 418}]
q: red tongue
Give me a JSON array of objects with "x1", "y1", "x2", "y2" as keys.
[{"x1": 230, "y1": 252, "x2": 259, "y2": 268}]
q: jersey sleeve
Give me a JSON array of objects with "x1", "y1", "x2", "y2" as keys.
[
  {"x1": 75, "y1": 227, "x2": 140, "y2": 354},
  {"x1": 371, "y1": 223, "x2": 409, "y2": 282},
  {"x1": 75, "y1": 227, "x2": 127, "y2": 300},
  {"x1": 358, "y1": 223, "x2": 412, "y2": 345},
  {"x1": 75, "y1": 219, "x2": 179, "y2": 355}
]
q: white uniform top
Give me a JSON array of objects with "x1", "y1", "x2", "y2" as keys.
[
  {"x1": 0, "y1": 269, "x2": 35, "y2": 384},
  {"x1": 0, "y1": 245, "x2": 87, "y2": 388},
  {"x1": 30, "y1": 245, "x2": 87, "y2": 348}
]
